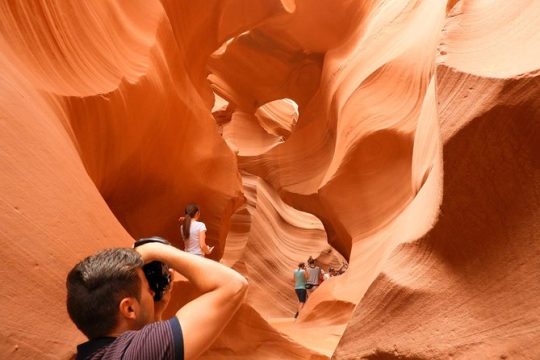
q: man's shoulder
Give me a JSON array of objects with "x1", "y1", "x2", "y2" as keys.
[
  {"x1": 116, "y1": 319, "x2": 183, "y2": 359},
  {"x1": 78, "y1": 319, "x2": 183, "y2": 360}
]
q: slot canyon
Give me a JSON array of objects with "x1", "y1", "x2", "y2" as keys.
[{"x1": 0, "y1": 1, "x2": 539, "y2": 359}]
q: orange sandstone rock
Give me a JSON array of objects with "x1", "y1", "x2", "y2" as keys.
[{"x1": 1, "y1": 1, "x2": 539, "y2": 359}]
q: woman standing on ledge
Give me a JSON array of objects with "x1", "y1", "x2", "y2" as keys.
[{"x1": 181, "y1": 203, "x2": 214, "y2": 256}]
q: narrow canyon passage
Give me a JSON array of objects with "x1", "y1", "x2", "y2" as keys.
[{"x1": 1, "y1": 1, "x2": 539, "y2": 359}]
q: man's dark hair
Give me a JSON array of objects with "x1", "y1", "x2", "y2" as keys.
[{"x1": 66, "y1": 248, "x2": 144, "y2": 339}]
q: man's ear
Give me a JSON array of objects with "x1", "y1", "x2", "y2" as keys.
[{"x1": 118, "y1": 297, "x2": 139, "y2": 320}]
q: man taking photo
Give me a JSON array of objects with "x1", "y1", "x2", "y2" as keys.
[{"x1": 66, "y1": 239, "x2": 248, "y2": 359}]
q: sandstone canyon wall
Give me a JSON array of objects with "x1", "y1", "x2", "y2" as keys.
[{"x1": 0, "y1": 1, "x2": 538, "y2": 359}]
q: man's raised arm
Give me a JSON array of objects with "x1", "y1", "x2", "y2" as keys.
[{"x1": 136, "y1": 242, "x2": 247, "y2": 360}]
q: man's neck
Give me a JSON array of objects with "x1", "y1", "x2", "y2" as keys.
[{"x1": 106, "y1": 322, "x2": 131, "y2": 338}]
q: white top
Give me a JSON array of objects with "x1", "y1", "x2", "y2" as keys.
[
  {"x1": 181, "y1": 220, "x2": 207, "y2": 255},
  {"x1": 306, "y1": 266, "x2": 321, "y2": 285}
]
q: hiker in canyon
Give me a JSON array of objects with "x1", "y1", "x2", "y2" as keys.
[
  {"x1": 305, "y1": 257, "x2": 323, "y2": 295},
  {"x1": 293, "y1": 262, "x2": 308, "y2": 318},
  {"x1": 181, "y1": 203, "x2": 214, "y2": 256}
]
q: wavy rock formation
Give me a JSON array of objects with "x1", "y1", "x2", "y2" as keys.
[
  {"x1": 0, "y1": 1, "x2": 539, "y2": 359},
  {"x1": 333, "y1": 74, "x2": 540, "y2": 359}
]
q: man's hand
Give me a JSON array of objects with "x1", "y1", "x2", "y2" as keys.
[
  {"x1": 135, "y1": 239, "x2": 248, "y2": 360},
  {"x1": 154, "y1": 268, "x2": 174, "y2": 321}
]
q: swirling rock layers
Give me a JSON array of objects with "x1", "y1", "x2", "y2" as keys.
[{"x1": 1, "y1": 1, "x2": 539, "y2": 359}]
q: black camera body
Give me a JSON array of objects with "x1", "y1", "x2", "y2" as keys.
[{"x1": 133, "y1": 236, "x2": 172, "y2": 301}]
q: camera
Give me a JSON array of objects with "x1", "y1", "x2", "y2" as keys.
[{"x1": 133, "y1": 236, "x2": 172, "y2": 301}]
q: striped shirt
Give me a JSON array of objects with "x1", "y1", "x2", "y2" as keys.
[
  {"x1": 306, "y1": 266, "x2": 321, "y2": 286},
  {"x1": 76, "y1": 317, "x2": 183, "y2": 360}
]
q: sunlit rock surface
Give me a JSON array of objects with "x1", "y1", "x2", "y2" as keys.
[{"x1": 0, "y1": 1, "x2": 538, "y2": 359}]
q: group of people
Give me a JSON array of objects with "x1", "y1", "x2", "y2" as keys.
[
  {"x1": 293, "y1": 256, "x2": 347, "y2": 318},
  {"x1": 66, "y1": 201, "x2": 348, "y2": 359},
  {"x1": 66, "y1": 203, "x2": 243, "y2": 360}
]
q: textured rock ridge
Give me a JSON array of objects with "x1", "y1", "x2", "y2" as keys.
[{"x1": 0, "y1": 1, "x2": 539, "y2": 359}]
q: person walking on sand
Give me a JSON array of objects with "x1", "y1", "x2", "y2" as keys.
[
  {"x1": 293, "y1": 262, "x2": 308, "y2": 318},
  {"x1": 181, "y1": 204, "x2": 214, "y2": 256}
]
